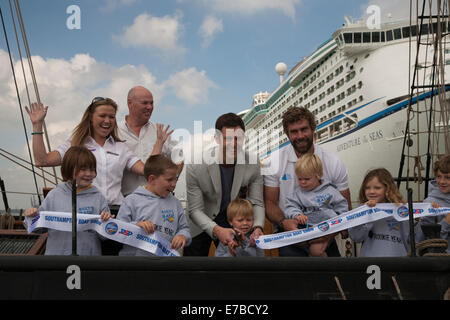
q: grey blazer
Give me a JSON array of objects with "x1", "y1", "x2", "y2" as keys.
[{"x1": 186, "y1": 148, "x2": 265, "y2": 238}]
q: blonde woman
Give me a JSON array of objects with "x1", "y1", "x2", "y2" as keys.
[{"x1": 26, "y1": 98, "x2": 171, "y2": 208}]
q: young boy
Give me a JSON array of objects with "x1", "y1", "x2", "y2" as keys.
[
  {"x1": 117, "y1": 154, "x2": 191, "y2": 256},
  {"x1": 284, "y1": 153, "x2": 348, "y2": 257},
  {"x1": 420, "y1": 155, "x2": 450, "y2": 252},
  {"x1": 214, "y1": 198, "x2": 264, "y2": 257},
  {"x1": 24, "y1": 146, "x2": 111, "y2": 255}
]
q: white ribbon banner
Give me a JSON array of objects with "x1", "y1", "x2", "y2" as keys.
[
  {"x1": 26, "y1": 211, "x2": 180, "y2": 257},
  {"x1": 256, "y1": 203, "x2": 450, "y2": 250}
]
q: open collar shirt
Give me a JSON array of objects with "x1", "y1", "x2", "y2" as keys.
[{"x1": 56, "y1": 136, "x2": 140, "y2": 205}]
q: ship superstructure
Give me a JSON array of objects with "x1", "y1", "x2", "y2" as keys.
[{"x1": 242, "y1": 18, "x2": 450, "y2": 203}]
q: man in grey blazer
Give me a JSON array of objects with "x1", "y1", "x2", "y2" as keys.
[{"x1": 184, "y1": 113, "x2": 265, "y2": 256}]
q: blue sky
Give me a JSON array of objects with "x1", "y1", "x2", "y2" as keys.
[{"x1": 0, "y1": 0, "x2": 409, "y2": 208}]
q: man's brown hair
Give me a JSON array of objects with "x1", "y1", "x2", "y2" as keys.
[
  {"x1": 215, "y1": 113, "x2": 245, "y2": 132},
  {"x1": 282, "y1": 107, "x2": 316, "y2": 135}
]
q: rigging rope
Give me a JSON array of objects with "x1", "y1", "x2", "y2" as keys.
[
  {"x1": 0, "y1": 6, "x2": 41, "y2": 205},
  {"x1": 400, "y1": 0, "x2": 450, "y2": 200},
  {"x1": 12, "y1": 0, "x2": 59, "y2": 185},
  {"x1": 7, "y1": 0, "x2": 47, "y2": 188}
]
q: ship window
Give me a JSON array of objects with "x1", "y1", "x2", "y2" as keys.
[
  {"x1": 354, "y1": 32, "x2": 362, "y2": 43},
  {"x1": 343, "y1": 33, "x2": 352, "y2": 43},
  {"x1": 372, "y1": 32, "x2": 380, "y2": 42},
  {"x1": 431, "y1": 22, "x2": 438, "y2": 34},
  {"x1": 402, "y1": 26, "x2": 410, "y2": 38},
  {"x1": 410, "y1": 25, "x2": 417, "y2": 36},
  {"x1": 393, "y1": 28, "x2": 402, "y2": 40},
  {"x1": 363, "y1": 32, "x2": 371, "y2": 43},
  {"x1": 381, "y1": 31, "x2": 385, "y2": 42},
  {"x1": 440, "y1": 22, "x2": 447, "y2": 33},
  {"x1": 386, "y1": 30, "x2": 393, "y2": 41},
  {"x1": 420, "y1": 24, "x2": 428, "y2": 35}
]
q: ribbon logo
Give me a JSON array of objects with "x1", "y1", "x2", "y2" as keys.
[
  {"x1": 318, "y1": 222, "x2": 330, "y2": 232},
  {"x1": 105, "y1": 222, "x2": 118, "y2": 235},
  {"x1": 397, "y1": 206, "x2": 409, "y2": 218}
]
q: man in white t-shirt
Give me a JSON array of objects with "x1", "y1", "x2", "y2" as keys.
[
  {"x1": 262, "y1": 107, "x2": 351, "y2": 256},
  {"x1": 118, "y1": 86, "x2": 183, "y2": 196}
]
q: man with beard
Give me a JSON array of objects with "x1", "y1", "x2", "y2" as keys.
[{"x1": 263, "y1": 107, "x2": 351, "y2": 256}]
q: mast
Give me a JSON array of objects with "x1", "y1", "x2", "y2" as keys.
[{"x1": 397, "y1": 0, "x2": 450, "y2": 200}]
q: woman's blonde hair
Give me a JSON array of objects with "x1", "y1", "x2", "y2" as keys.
[
  {"x1": 227, "y1": 198, "x2": 254, "y2": 222},
  {"x1": 71, "y1": 98, "x2": 122, "y2": 146},
  {"x1": 359, "y1": 168, "x2": 405, "y2": 204},
  {"x1": 295, "y1": 153, "x2": 323, "y2": 179}
]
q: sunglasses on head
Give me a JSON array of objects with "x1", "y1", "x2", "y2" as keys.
[
  {"x1": 91, "y1": 97, "x2": 106, "y2": 104},
  {"x1": 88, "y1": 97, "x2": 108, "y2": 110}
]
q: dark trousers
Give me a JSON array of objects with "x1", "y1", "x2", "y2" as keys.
[
  {"x1": 278, "y1": 239, "x2": 341, "y2": 257},
  {"x1": 183, "y1": 232, "x2": 217, "y2": 256},
  {"x1": 101, "y1": 205, "x2": 123, "y2": 256}
]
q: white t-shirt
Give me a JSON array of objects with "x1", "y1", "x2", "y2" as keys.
[
  {"x1": 262, "y1": 144, "x2": 349, "y2": 212},
  {"x1": 118, "y1": 120, "x2": 183, "y2": 196},
  {"x1": 56, "y1": 136, "x2": 140, "y2": 205}
]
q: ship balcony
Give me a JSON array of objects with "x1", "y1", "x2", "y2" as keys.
[
  {"x1": 314, "y1": 114, "x2": 358, "y2": 143},
  {"x1": 242, "y1": 102, "x2": 269, "y2": 127}
]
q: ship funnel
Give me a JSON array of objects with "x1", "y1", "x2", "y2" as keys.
[{"x1": 275, "y1": 62, "x2": 287, "y2": 84}]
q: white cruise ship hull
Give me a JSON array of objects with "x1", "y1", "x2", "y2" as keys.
[{"x1": 318, "y1": 90, "x2": 450, "y2": 203}]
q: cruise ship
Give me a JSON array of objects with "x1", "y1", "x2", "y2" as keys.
[{"x1": 240, "y1": 17, "x2": 450, "y2": 204}]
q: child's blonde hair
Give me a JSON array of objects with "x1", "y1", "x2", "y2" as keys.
[
  {"x1": 295, "y1": 153, "x2": 323, "y2": 179},
  {"x1": 227, "y1": 198, "x2": 254, "y2": 222},
  {"x1": 359, "y1": 168, "x2": 405, "y2": 204}
]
